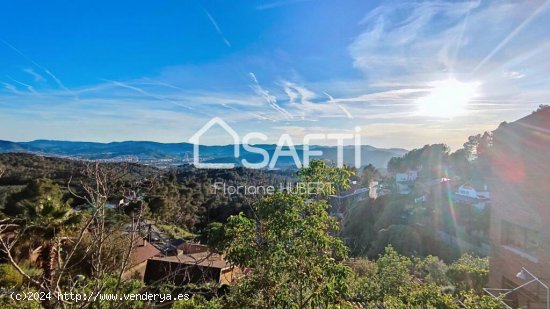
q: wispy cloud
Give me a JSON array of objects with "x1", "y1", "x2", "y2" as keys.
[
  {"x1": 204, "y1": 9, "x2": 231, "y2": 47},
  {"x1": 324, "y1": 92, "x2": 353, "y2": 119},
  {"x1": 249, "y1": 72, "x2": 293, "y2": 120},
  {"x1": 471, "y1": 0, "x2": 550, "y2": 74},
  {"x1": 350, "y1": 0, "x2": 550, "y2": 82},
  {"x1": 256, "y1": 0, "x2": 311, "y2": 10},
  {"x1": 1, "y1": 0, "x2": 548, "y2": 150},
  {"x1": 1, "y1": 82, "x2": 23, "y2": 95},
  {"x1": 23, "y1": 67, "x2": 46, "y2": 82},
  {"x1": 102, "y1": 79, "x2": 201, "y2": 114},
  {"x1": 6, "y1": 75, "x2": 37, "y2": 94},
  {"x1": 0, "y1": 39, "x2": 75, "y2": 98}
]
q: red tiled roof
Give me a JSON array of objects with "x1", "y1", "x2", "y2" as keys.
[{"x1": 131, "y1": 239, "x2": 161, "y2": 266}]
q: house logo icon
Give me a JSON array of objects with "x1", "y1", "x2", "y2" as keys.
[{"x1": 189, "y1": 117, "x2": 240, "y2": 169}]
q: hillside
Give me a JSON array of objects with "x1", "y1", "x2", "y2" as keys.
[{"x1": 0, "y1": 140, "x2": 408, "y2": 168}]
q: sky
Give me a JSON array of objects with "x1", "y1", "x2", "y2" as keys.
[{"x1": 0, "y1": 0, "x2": 549, "y2": 150}]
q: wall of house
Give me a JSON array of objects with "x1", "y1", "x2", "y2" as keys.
[
  {"x1": 144, "y1": 260, "x2": 221, "y2": 285},
  {"x1": 488, "y1": 113, "x2": 550, "y2": 308},
  {"x1": 457, "y1": 186, "x2": 477, "y2": 199},
  {"x1": 122, "y1": 261, "x2": 148, "y2": 281},
  {"x1": 396, "y1": 171, "x2": 417, "y2": 182},
  {"x1": 220, "y1": 266, "x2": 244, "y2": 285}
]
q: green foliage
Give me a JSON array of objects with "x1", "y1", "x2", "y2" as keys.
[
  {"x1": 460, "y1": 290, "x2": 503, "y2": 308},
  {"x1": 3, "y1": 179, "x2": 80, "y2": 231},
  {"x1": 447, "y1": 254, "x2": 489, "y2": 293},
  {"x1": 146, "y1": 175, "x2": 203, "y2": 230},
  {"x1": 4, "y1": 178, "x2": 69, "y2": 218},
  {"x1": 70, "y1": 276, "x2": 145, "y2": 308},
  {"x1": 199, "y1": 222, "x2": 225, "y2": 252},
  {"x1": 224, "y1": 192, "x2": 351, "y2": 308},
  {"x1": 157, "y1": 224, "x2": 195, "y2": 240},
  {"x1": 297, "y1": 159, "x2": 354, "y2": 195},
  {"x1": 0, "y1": 264, "x2": 24, "y2": 287},
  {"x1": 0, "y1": 154, "x2": 500, "y2": 308},
  {"x1": 172, "y1": 295, "x2": 222, "y2": 309},
  {"x1": 342, "y1": 194, "x2": 425, "y2": 258},
  {"x1": 412, "y1": 255, "x2": 450, "y2": 286},
  {"x1": 2, "y1": 179, "x2": 81, "y2": 287},
  {"x1": 387, "y1": 144, "x2": 450, "y2": 178},
  {"x1": 0, "y1": 287, "x2": 42, "y2": 309},
  {"x1": 375, "y1": 246, "x2": 412, "y2": 296},
  {"x1": 360, "y1": 164, "x2": 380, "y2": 187},
  {"x1": 348, "y1": 247, "x2": 496, "y2": 308}
]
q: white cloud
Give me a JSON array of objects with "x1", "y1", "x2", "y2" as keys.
[
  {"x1": 23, "y1": 68, "x2": 46, "y2": 82},
  {"x1": 249, "y1": 72, "x2": 293, "y2": 120},
  {"x1": 504, "y1": 70, "x2": 525, "y2": 79},
  {"x1": 204, "y1": 9, "x2": 232, "y2": 48}
]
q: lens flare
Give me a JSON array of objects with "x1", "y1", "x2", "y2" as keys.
[{"x1": 417, "y1": 79, "x2": 480, "y2": 118}]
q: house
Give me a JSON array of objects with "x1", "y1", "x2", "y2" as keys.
[
  {"x1": 330, "y1": 187, "x2": 370, "y2": 212},
  {"x1": 456, "y1": 184, "x2": 490, "y2": 200},
  {"x1": 143, "y1": 252, "x2": 245, "y2": 286},
  {"x1": 486, "y1": 107, "x2": 550, "y2": 308},
  {"x1": 395, "y1": 170, "x2": 418, "y2": 183},
  {"x1": 122, "y1": 238, "x2": 161, "y2": 280},
  {"x1": 368, "y1": 181, "x2": 391, "y2": 199},
  {"x1": 454, "y1": 183, "x2": 490, "y2": 210},
  {"x1": 161, "y1": 239, "x2": 209, "y2": 256},
  {"x1": 368, "y1": 181, "x2": 379, "y2": 199},
  {"x1": 414, "y1": 195, "x2": 427, "y2": 204}
]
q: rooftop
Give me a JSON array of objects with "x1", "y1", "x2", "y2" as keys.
[{"x1": 149, "y1": 252, "x2": 232, "y2": 270}]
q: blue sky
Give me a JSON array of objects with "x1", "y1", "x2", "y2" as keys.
[{"x1": 0, "y1": 0, "x2": 548, "y2": 149}]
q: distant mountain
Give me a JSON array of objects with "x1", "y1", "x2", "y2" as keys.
[
  {"x1": 0, "y1": 141, "x2": 26, "y2": 152},
  {"x1": 0, "y1": 140, "x2": 407, "y2": 168}
]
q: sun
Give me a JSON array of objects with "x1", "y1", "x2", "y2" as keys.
[{"x1": 417, "y1": 79, "x2": 480, "y2": 118}]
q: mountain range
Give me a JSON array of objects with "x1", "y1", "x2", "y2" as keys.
[{"x1": 0, "y1": 140, "x2": 408, "y2": 168}]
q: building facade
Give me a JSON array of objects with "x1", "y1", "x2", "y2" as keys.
[{"x1": 488, "y1": 107, "x2": 550, "y2": 308}]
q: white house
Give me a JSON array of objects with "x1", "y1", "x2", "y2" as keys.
[
  {"x1": 456, "y1": 184, "x2": 490, "y2": 200},
  {"x1": 455, "y1": 183, "x2": 491, "y2": 210},
  {"x1": 396, "y1": 170, "x2": 418, "y2": 182}
]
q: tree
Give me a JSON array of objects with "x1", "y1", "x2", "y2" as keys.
[
  {"x1": 447, "y1": 254, "x2": 489, "y2": 293},
  {"x1": 297, "y1": 159, "x2": 353, "y2": 196},
  {"x1": 200, "y1": 221, "x2": 225, "y2": 252},
  {"x1": 3, "y1": 177, "x2": 67, "y2": 217},
  {"x1": 5, "y1": 179, "x2": 80, "y2": 287},
  {"x1": 387, "y1": 144, "x2": 451, "y2": 178},
  {"x1": 449, "y1": 148, "x2": 471, "y2": 181},
  {"x1": 1, "y1": 162, "x2": 151, "y2": 308},
  {"x1": 223, "y1": 192, "x2": 351, "y2": 308},
  {"x1": 347, "y1": 246, "x2": 498, "y2": 308},
  {"x1": 534, "y1": 104, "x2": 549, "y2": 113},
  {"x1": 463, "y1": 132, "x2": 492, "y2": 163},
  {"x1": 360, "y1": 164, "x2": 380, "y2": 187},
  {"x1": 412, "y1": 255, "x2": 450, "y2": 286},
  {"x1": 375, "y1": 246, "x2": 412, "y2": 296}
]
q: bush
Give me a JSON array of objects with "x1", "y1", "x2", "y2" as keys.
[
  {"x1": 447, "y1": 254, "x2": 489, "y2": 293},
  {"x1": 0, "y1": 264, "x2": 24, "y2": 287}
]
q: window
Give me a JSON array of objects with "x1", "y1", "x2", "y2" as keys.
[{"x1": 501, "y1": 220, "x2": 539, "y2": 255}]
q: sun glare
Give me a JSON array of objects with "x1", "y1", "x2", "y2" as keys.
[{"x1": 417, "y1": 79, "x2": 480, "y2": 118}]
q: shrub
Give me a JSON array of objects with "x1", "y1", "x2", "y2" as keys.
[{"x1": 0, "y1": 264, "x2": 24, "y2": 287}]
